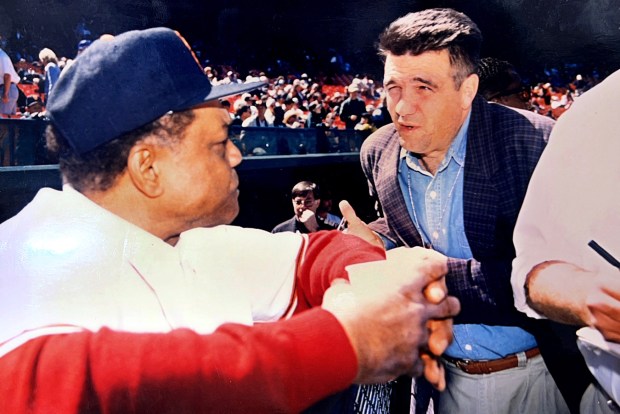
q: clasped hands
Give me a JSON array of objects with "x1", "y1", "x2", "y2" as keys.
[{"x1": 321, "y1": 201, "x2": 459, "y2": 389}]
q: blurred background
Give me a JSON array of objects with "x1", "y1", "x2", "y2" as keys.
[
  {"x1": 1, "y1": 0, "x2": 619, "y2": 228},
  {"x1": 1, "y1": 0, "x2": 620, "y2": 82}
]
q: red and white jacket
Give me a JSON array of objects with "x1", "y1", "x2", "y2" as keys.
[{"x1": 0, "y1": 186, "x2": 385, "y2": 413}]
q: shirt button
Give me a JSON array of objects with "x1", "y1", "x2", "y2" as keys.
[
  {"x1": 430, "y1": 191, "x2": 437, "y2": 199},
  {"x1": 464, "y1": 344, "x2": 473, "y2": 351},
  {"x1": 432, "y1": 231, "x2": 439, "y2": 240}
]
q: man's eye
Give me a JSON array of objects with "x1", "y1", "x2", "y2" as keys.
[
  {"x1": 386, "y1": 86, "x2": 401, "y2": 96},
  {"x1": 216, "y1": 140, "x2": 229, "y2": 154}
]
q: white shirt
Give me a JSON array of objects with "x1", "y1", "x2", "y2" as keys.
[
  {"x1": 0, "y1": 49, "x2": 20, "y2": 84},
  {"x1": 512, "y1": 69, "x2": 620, "y2": 317},
  {"x1": 512, "y1": 69, "x2": 620, "y2": 403},
  {"x1": 242, "y1": 114, "x2": 274, "y2": 127},
  {"x1": 0, "y1": 186, "x2": 302, "y2": 357}
]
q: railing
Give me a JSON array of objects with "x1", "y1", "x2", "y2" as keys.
[
  {"x1": 0, "y1": 120, "x2": 378, "y2": 227},
  {"x1": 0, "y1": 118, "x2": 372, "y2": 166},
  {"x1": 229, "y1": 126, "x2": 368, "y2": 156},
  {"x1": 0, "y1": 117, "x2": 50, "y2": 166}
]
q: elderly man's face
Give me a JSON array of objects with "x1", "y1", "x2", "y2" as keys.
[
  {"x1": 158, "y1": 101, "x2": 242, "y2": 232},
  {"x1": 383, "y1": 50, "x2": 477, "y2": 158}
]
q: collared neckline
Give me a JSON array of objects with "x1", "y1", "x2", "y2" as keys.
[{"x1": 61, "y1": 184, "x2": 177, "y2": 267}]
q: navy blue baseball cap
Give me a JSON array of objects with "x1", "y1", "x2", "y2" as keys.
[{"x1": 47, "y1": 28, "x2": 266, "y2": 155}]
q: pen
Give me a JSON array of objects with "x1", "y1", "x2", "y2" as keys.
[
  {"x1": 588, "y1": 240, "x2": 620, "y2": 270},
  {"x1": 337, "y1": 217, "x2": 347, "y2": 232}
]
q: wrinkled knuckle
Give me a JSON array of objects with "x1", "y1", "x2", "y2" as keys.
[{"x1": 408, "y1": 301, "x2": 428, "y2": 321}]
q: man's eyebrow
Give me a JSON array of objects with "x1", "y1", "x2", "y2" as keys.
[
  {"x1": 412, "y1": 76, "x2": 438, "y2": 88},
  {"x1": 384, "y1": 78, "x2": 398, "y2": 87},
  {"x1": 384, "y1": 76, "x2": 438, "y2": 89}
]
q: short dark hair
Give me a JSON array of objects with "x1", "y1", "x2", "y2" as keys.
[
  {"x1": 378, "y1": 8, "x2": 482, "y2": 88},
  {"x1": 477, "y1": 57, "x2": 523, "y2": 100},
  {"x1": 235, "y1": 105, "x2": 250, "y2": 117},
  {"x1": 291, "y1": 181, "x2": 320, "y2": 199},
  {"x1": 46, "y1": 111, "x2": 195, "y2": 193}
]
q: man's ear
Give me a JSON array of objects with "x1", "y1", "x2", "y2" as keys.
[
  {"x1": 460, "y1": 73, "x2": 479, "y2": 109},
  {"x1": 126, "y1": 142, "x2": 164, "y2": 198}
]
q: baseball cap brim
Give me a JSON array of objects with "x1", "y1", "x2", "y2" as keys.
[
  {"x1": 46, "y1": 28, "x2": 268, "y2": 155},
  {"x1": 205, "y1": 81, "x2": 266, "y2": 103}
]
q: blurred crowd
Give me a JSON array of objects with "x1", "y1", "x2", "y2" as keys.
[
  {"x1": 0, "y1": 37, "x2": 607, "y2": 129},
  {"x1": 477, "y1": 57, "x2": 605, "y2": 119}
]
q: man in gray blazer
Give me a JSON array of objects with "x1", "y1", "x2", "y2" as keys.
[{"x1": 358, "y1": 8, "x2": 574, "y2": 414}]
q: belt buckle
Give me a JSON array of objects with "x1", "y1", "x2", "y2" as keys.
[{"x1": 455, "y1": 359, "x2": 472, "y2": 370}]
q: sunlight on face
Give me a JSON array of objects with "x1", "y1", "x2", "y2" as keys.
[
  {"x1": 384, "y1": 50, "x2": 476, "y2": 159},
  {"x1": 159, "y1": 101, "x2": 243, "y2": 233}
]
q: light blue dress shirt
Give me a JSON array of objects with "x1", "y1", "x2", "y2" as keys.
[{"x1": 396, "y1": 112, "x2": 537, "y2": 360}]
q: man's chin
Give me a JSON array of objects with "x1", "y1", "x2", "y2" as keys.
[
  {"x1": 398, "y1": 134, "x2": 425, "y2": 154},
  {"x1": 225, "y1": 203, "x2": 240, "y2": 224},
  {"x1": 207, "y1": 201, "x2": 240, "y2": 227}
]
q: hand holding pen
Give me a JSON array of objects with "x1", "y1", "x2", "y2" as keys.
[{"x1": 586, "y1": 240, "x2": 620, "y2": 342}]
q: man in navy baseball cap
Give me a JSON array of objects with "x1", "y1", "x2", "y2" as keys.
[
  {"x1": 48, "y1": 27, "x2": 265, "y2": 155},
  {"x1": 0, "y1": 27, "x2": 459, "y2": 412}
]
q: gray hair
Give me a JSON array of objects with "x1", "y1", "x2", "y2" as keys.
[{"x1": 39, "y1": 48, "x2": 59, "y2": 64}]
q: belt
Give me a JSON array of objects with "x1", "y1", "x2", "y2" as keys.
[{"x1": 443, "y1": 347, "x2": 540, "y2": 375}]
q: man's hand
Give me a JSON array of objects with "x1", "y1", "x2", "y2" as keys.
[
  {"x1": 385, "y1": 247, "x2": 454, "y2": 390},
  {"x1": 337, "y1": 202, "x2": 457, "y2": 389},
  {"x1": 339, "y1": 200, "x2": 384, "y2": 249},
  {"x1": 528, "y1": 261, "x2": 620, "y2": 342},
  {"x1": 322, "y1": 248, "x2": 460, "y2": 385},
  {"x1": 3, "y1": 74, "x2": 10, "y2": 104},
  {"x1": 585, "y1": 272, "x2": 620, "y2": 342}
]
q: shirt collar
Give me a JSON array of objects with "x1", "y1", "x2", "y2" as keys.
[{"x1": 61, "y1": 183, "x2": 176, "y2": 258}]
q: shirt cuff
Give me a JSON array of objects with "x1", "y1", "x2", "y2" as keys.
[{"x1": 377, "y1": 233, "x2": 397, "y2": 250}]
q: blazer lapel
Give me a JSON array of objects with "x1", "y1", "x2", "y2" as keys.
[
  {"x1": 463, "y1": 97, "x2": 499, "y2": 253},
  {"x1": 376, "y1": 132, "x2": 424, "y2": 247}
]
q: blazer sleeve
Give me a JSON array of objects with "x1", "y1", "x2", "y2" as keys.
[
  {"x1": 360, "y1": 130, "x2": 401, "y2": 247},
  {"x1": 0, "y1": 309, "x2": 357, "y2": 414},
  {"x1": 446, "y1": 257, "x2": 522, "y2": 325},
  {"x1": 444, "y1": 105, "x2": 553, "y2": 325}
]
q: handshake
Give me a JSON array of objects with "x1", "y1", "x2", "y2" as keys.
[
  {"x1": 322, "y1": 247, "x2": 459, "y2": 389},
  {"x1": 322, "y1": 202, "x2": 460, "y2": 389}
]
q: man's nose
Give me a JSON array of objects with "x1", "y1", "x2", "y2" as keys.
[
  {"x1": 227, "y1": 140, "x2": 242, "y2": 167},
  {"x1": 394, "y1": 91, "x2": 417, "y2": 118}
]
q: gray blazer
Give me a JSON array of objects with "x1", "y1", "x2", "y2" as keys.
[{"x1": 360, "y1": 96, "x2": 554, "y2": 325}]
